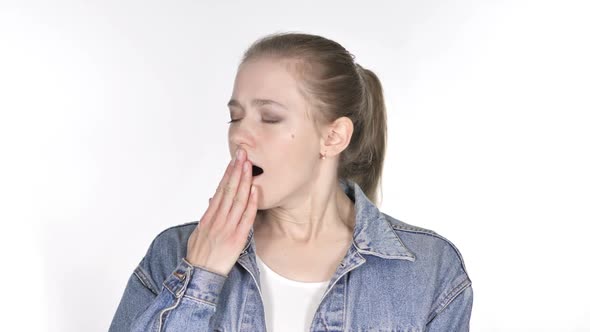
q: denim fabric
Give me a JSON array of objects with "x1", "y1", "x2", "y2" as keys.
[{"x1": 109, "y1": 178, "x2": 473, "y2": 331}]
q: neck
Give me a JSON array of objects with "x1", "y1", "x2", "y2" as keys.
[{"x1": 255, "y1": 178, "x2": 356, "y2": 245}]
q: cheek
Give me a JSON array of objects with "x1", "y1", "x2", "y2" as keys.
[
  {"x1": 266, "y1": 121, "x2": 318, "y2": 174},
  {"x1": 280, "y1": 132, "x2": 317, "y2": 168}
]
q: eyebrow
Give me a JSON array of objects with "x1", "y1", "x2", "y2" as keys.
[{"x1": 227, "y1": 98, "x2": 288, "y2": 110}]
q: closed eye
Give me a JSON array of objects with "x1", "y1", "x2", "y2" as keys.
[{"x1": 227, "y1": 119, "x2": 281, "y2": 124}]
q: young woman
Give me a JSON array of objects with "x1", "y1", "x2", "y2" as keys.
[{"x1": 109, "y1": 32, "x2": 473, "y2": 332}]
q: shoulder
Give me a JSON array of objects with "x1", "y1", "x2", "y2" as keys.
[
  {"x1": 380, "y1": 213, "x2": 472, "y2": 316},
  {"x1": 135, "y1": 220, "x2": 200, "y2": 294},
  {"x1": 149, "y1": 220, "x2": 199, "y2": 251},
  {"x1": 381, "y1": 212, "x2": 469, "y2": 274}
]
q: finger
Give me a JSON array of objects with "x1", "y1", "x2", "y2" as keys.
[
  {"x1": 226, "y1": 159, "x2": 252, "y2": 228},
  {"x1": 236, "y1": 185, "x2": 258, "y2": 238},
  {"x1": 218, "y1": 151, "x2": 246, "y2": 219},
  {"x1": 200, "y1": 159, "x2": 234, "y2": 226}
]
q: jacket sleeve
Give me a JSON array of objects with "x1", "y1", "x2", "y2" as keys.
[
  {"x1": 425, "y1": 283, "x2": 473, "y2": 331},
  {"x1": 109, "y1": 257, "x2": 228, "y2": 331},
  {"x1": 108, "y1": 256, "x2": 157, "y2": 332}
]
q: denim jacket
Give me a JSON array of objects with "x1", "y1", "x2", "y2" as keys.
[{"x1": 109, "y1": 179, "x2": 473, "y2": 331}]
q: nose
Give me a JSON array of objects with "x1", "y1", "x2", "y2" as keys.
[{"x1": 228, "y1": 121, "x2": 255, "y2": 159}]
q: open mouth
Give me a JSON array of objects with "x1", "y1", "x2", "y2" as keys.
[{"x1": 252, "y1": 164, "x2": 264, "y2": 177}]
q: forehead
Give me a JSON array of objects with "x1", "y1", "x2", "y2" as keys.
[{"x1": 230, "y1": 58, "x2": 304, "y2": 109}]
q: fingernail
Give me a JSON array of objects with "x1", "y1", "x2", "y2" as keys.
[
  {"x1": 231, "y1": 148, "x2": 240, "y2": 166},
  {"x1": 237, "y1": 148, "x2": 244, "y2": 161}
]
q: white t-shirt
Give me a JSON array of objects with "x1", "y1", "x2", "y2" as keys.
[{"x1": 256, "y1": 254, "x2": 330, "y2": 332}]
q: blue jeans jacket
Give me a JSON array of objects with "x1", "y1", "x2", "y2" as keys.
[{"x1": 109, "y1": 179, "x2": 473, "y2": 331}]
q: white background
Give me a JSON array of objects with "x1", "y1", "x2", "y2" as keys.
[{"x1": 1, "y1": 1, "x2": 589, "y2": 331}]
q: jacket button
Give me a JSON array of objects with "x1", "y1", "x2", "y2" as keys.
[{"x1": 173, "y1": 271, "x2": 186, "y2": 281}]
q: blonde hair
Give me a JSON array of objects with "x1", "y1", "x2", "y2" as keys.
[{"x1": 241, "y1": 32, "x2": 387, "y2": 206}]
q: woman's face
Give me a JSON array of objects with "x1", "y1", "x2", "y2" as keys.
[{"x1": 227, "y1": 57, "x2": 323, "y2": 210}]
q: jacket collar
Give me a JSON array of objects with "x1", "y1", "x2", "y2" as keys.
[
  {"x1": 240, "y1": 178, "x2": 415, "y2": 261},
  {"x1": 338, "y1": 178, "x2": 415, "y2": 261}
]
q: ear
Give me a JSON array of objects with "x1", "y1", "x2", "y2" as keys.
[{"x1": 320, "y1": 116, "x2": 354, "y2": 158}]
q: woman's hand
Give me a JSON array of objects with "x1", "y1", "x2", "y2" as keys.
[{"x1": 186, "y1": 147, "x2": 258, "y2": 277}]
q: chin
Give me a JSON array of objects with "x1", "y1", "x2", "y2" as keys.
[
  {"x1": 253, "y1": 195, "x2": 273, "y2": 211},
  {"x1": 255, "y1": 198, "x2": 267, "y2": 211}
]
